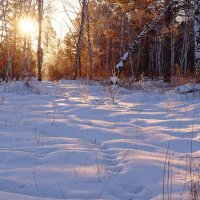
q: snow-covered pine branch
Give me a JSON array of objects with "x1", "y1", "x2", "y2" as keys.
[{"x1": 112, "y1": 0, "x2": 176, "y2": 83}]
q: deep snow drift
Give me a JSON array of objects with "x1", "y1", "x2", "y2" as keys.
[{"x1": 0, "y1": 79, "x2": 199, "y2": 200}]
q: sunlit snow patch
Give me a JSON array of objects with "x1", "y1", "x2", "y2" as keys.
[{"x1": 110, "y1": 75, "x2": 119, "y2": 85}]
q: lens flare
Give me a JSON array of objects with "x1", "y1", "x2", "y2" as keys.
[{"x1": 19, "y1": 18, "x2": 34, "y2": 34}]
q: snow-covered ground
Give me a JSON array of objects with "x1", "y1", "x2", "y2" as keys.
[{"x1": 0, "y1": 79, "x2": 200, "y2": 200}]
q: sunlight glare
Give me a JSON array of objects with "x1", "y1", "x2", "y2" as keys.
[{"x1": 19, "y1": 18, "x2": 34, "y2": 35}]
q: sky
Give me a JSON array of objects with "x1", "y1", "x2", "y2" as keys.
[
  {"x1": 18, "y1": 0, "x2": 80, "y2": 49},
  {"x1": 51, "y1": 0, "x2": 80, "y2": 40}
]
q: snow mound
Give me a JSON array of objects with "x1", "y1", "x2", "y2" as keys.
[{"x1": 175, "y1": 83, "x2": 200, "y2": 94}]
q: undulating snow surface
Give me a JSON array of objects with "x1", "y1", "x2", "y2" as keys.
[{"x1": 0, "y1": 79, "x2": 200, "y2": 200}]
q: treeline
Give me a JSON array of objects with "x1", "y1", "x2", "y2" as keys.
[
  {"x1": 0, "y1": 0, "x2": 58, "y2": 81},
  {"x1": 0, "y1": 0, "x2": 200, "y2": 83}
]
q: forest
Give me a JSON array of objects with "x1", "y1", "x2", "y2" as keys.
[
  {"x1": 0, "y1": 0, "x2": 200, "y2": 84},
  {"x1": 1, "y1": 1, "x2": 200, "y2": 200}
]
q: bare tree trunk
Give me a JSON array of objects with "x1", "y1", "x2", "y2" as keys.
[
  {"x1": 2, "y1": 0, "x2": 12, "y2": 81},
  {"x1": 0, "y1": 0, "x2": 4, "y2": 43},
  {"x1": 194, "y1": 0, "x2": 200, "y2": 82},
  {"x1": 170, "y1": 15, "x2": 175, "y2": 73},
  {"x1": 163, "y1": 0, "x2": 173, "y2": 83},
  {"x1": 163, "y1": 36, "x2": 171, "y2": 83},
  {"x1": 78, "y1": 52, "x2": 82, "y2": 77},
  {"x1": 12, "y1": 20, "x2": 17, "y2": 79},
  {"x1": 120, "y1": 14, "x2": 125, "y2": 56},
  {"x1": 26, "y1": 35, "x2": 31, "y2": 76},
  {"x1": 69, "y1": 39, "x2": 73, "y2": 75},
  {"x1": 111, "y1": 40, "x2": 115, "y2": 73},
  {"x1": 129, "y1": 57, "x2": 134, "y2": 78},
  {"x1": 148, "y1": 36, "x2": 155, "y2": 79},
  {"x1": 180, "y1": 0, "x2": 191, "y2": 74},
  {"x1": 73, "y1": 0, "x2": 87, "y2": 80},
  {"x1": 105, "y1": 37, "x2": 110, "y2": 71},
  {"x1": 180, "y1": 22, "x2": 189, "y2": 74},
  {"x1": 37, "y1": 0, "x2": 43, "y2": 81},
  {"x1": 155, "y1": 32, "x2": 163, "y2": 75},
  {"x1": 86, "y1": 0, "x2": 93, "y2": 80},
  {"x1": 136, "y1": 40, "x2": 141, "y2": 74},
  {"x1": 21, "y1": 35, "x2": 27, "y2": 78}
]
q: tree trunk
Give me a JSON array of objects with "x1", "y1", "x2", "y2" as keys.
[
  {"x1": 86, "y1": 0, "x2": 93, "y2": 80},
  {"x1": 148, "y1": 35, "x2": 155, "y2": 80},
  {"x1": 21, "y1": 35, "x2": 27, "y2": 78},
  {"x1": 194, "y1": 0, "x2": 200, "y2": 82},
  {"x1": 163, "y1": 36, "x2": 171, "y2": 83},
  {"x1": 3, "y1": 1, "x2": 12, "y2": 81},
  {"x1": 37, "y1": 0, "x2": 43, "y2": 81},
  {"x1": 73, "y1": 0, "x2": 87, "y2": 80},
  {"x1": 120, "y1": 14, "x2": 125, "y2": 56},
  {"x1": 163, "y1": 1, "x2": 172, "y2": 83},
  {"x1": 155, "y1": 30, "x2": 163, "y2": 75}
]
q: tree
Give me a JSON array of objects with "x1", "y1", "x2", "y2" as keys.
[
  {"x1": 0, "y1": 0, "x2": 13, "y2": 81},
  {"x1": 85, "y1": 0, "x2": 93, "y2": 79},
  {"x1": 163, "y1": 0, "x2": 173, "y2": 83},
  {"x1": 37, "y1": 0, "x2": 43, "y2": 81},
  {"x1": 42, "y1": 17, "x2": 61, "y2": 80},
  {"x1": 73, "y1": 0, "x2": 87, "y2": 79},
  {"x1": 194, "y1": 0, "x2": 200, "y2": 82},
  {"x1": 112, "y1": 0, "x2": 175, "y2": 84}
]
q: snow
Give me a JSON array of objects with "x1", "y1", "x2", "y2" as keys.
[
  {"x1": 115, "y1": 52, "x2": 129, "y2": 70},
  {"x1": 121, "y1": 52, "x2": 129, "y2": 61},
  {"x1": 0, "y1": 79, "x2": 200, "y2": 199},
  {"x1": 116, "y1": 60, "x2": 124, "y2": 70},
  {"x1": 110, "y1": 75, "x2": 119, "y2": 85},
  {"x1": 176, "y1": 83, "x2": 200, "y2": 94}
]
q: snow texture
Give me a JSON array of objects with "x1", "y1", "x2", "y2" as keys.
[
  {"x1": 116, "y1": 60, "x2": 124, "y2": 70},
  {"x1": 0, "y1": 79, "x2": 199, "y2": 200},
  {"x1": 110, "y1": 75, "x2": 119, "y2": 85},
  {"x1": 176, "y1": 83, "x2": 200, "y2": 94}
]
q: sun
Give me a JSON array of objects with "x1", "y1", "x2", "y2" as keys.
[{"x1": 19, "y1": 18, "x2": 34, "y2": 35}]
